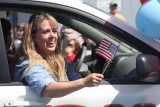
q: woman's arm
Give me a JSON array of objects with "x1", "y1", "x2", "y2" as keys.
[{"x1": 43, "y1": 73, "x2": 103, "y2": 98}]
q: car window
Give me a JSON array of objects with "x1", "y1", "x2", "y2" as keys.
[
  {"x1": 0, "y1": 10, "x2": 139, "y2": 81},
  {"x1": 57, "y1": 17, "x2": 138, "y2": 54},
  {"x1": 101, "y1": 31, "x2": 138, "y2": 53}
]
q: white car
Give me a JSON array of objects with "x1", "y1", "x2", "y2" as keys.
[{"x1": 0, "y1": 0, "x2": 160, "y2": 107}]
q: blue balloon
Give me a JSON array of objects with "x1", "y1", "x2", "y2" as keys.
[{"x1": 136, "y1": 0, "x2": 160, "y2": 39}]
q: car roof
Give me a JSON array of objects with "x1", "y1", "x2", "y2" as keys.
[{"x1": 31, "y1": 0, "x2": 111, "y2": 21}]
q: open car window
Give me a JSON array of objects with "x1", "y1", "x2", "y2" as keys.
[{"x1": 2, "y1": 10, "x2": 140, "y2": 83}]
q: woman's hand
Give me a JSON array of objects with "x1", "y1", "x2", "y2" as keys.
[
  {"x1": 43, "y1": 73, "x2": 104, "y2": 98},
  {"x1": 83, "y1": 73, "x2": 104, "y2": 87}
]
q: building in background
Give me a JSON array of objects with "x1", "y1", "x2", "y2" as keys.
[
  {"x1": 84, "y1": 0, "x2": 141, "y2": 28},
  {"x1": 0, "y1": 11, "x2": 6, "y2": 18}
]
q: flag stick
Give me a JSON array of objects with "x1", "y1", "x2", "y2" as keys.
[{"x1": 102, "y1": 61, "x2": 111, "y2": 75}]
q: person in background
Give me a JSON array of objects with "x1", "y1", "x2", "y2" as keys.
[
  {"x1": 82, "y1": 37, "x2": 97, "y2": 62},
  {"x1": 14, "y1": 12, "x2": 104, "y2": 98},
  {"x1": 65, "y1": 39, "x2": 80, "y2": 63},
  {"x1": 109, "y1": 1, "x2": 126, "y2": 21},
  {"x1": 60, "y1": 25, "x2": 84, "y2": 53},
  {"x1": 14, "y1": 23, "x2": 27, "y2": 54}
]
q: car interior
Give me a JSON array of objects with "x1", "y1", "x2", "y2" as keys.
[
  {"x1": 0, "y1": 11, "x2": 138, "y2": 83},
  {"x1": 55, "y1": 14, "x2": 142, "y2": 82},
  {"x1": 0, "y1": 5, "x2": 160, "y2": 85}
]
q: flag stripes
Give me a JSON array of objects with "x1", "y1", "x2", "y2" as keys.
[{"x1": 96, "y1": 38, "x2": 118, "y2": 62}]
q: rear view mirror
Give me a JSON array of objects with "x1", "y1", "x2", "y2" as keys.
[{"x1": 136, "y1": 54, "x2": 160, "y2": 83}]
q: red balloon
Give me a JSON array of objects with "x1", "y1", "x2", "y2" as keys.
[{"x1": 140, "y1": 0, "x2": 148, "y2": 4}]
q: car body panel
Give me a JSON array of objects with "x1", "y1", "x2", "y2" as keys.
[{"x1": 1, "y1": 84, "x2": 160, "y2": 107}]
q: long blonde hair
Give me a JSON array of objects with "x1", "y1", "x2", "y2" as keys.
[{"x1": 19, "y1": 12, "x2": 65, "y2": 81}]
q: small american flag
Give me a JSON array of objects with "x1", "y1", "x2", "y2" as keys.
[{"x1": 96, "y1": 38, "x2": 118, "y2": 62}]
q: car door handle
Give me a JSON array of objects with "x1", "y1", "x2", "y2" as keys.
[{"x1": 4, "y1": 101, "x2": 43, "y2": 107}]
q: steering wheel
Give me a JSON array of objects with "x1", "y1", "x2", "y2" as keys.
[{"x1": 71, "y1": 46, "x2": 87, "y2": 71}]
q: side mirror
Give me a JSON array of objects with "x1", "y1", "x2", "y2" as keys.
[{"x1": 136, "y1": 54, "x2": 160, "y2": 83}]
